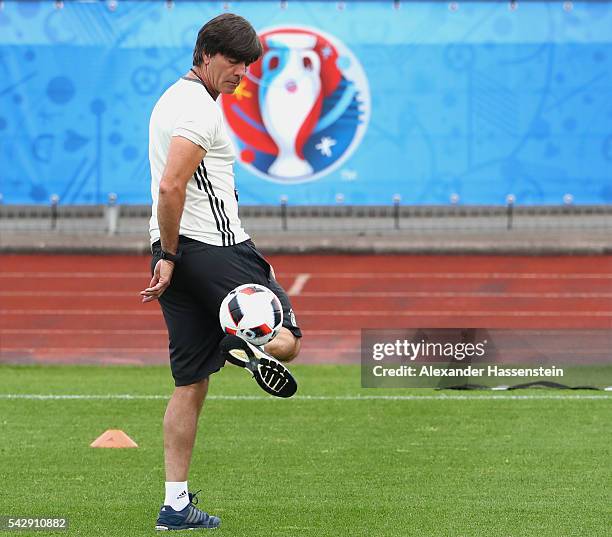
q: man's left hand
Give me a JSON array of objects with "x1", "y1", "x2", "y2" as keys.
[{"x1": 140, "y1": 259, "x2": 175, "y2": 303}]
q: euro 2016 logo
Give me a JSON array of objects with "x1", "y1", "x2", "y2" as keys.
[{"x1": 221, "y1": 26, "x2": 370, "y2": 184}]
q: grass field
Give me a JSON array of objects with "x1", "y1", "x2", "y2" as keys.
[{"x1": 1, "y1": 364, "x2": 610, "y2": 536}]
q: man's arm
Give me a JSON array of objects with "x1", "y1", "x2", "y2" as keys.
[
  {"x1": 158, "y1": 136, "x2": 206, "y2": 253},
  {"x1": 140, "y1": 136, "x2": 206, "y2": 302}
]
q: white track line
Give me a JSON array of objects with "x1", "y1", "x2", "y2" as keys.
[
  {"x1": 285, "y1": 273, "x2": 612, "y2": 279},
  {"x1": 2, "y1": 347, "x2": 609, "y2": 358},
  {"x1": 0, "y1": 329, "x2": 360, "y2": 336},
  {"x1": 1, "y1": 309, "x2": 610, "y2": 317},
  {"x1": 0, "y1": 347, "x2": 163, "y2": 353},
  {"x1": 1, "y1": 290, "x2": 610, "y2": 299},
  {"x1": 0, "y1": 291, "x2": 141, "y2": 297},
  {"x1": 298, "y1": 291, "x2": 612, "y2": 298},
  {"x1": 287, "y1": 273, "x2": 311, "y2": 296},
  {"x1": 4, "y1": 328, "x2": 609, "y2": 337},
  {"x1": 0, "y1": 309, "x2": 161, "y2": 315},
  {"x1": 0, "y1": 329, "x2": 166, "y2": 335},
  {"x1": 0, "y1": 394, "x2": 609, "y2": 401},
  {"x1": 1, "y1": 272, "x2": 611, "y2": 279},
  {"x1": 8, "y1": 328, "x2": 608, "y2": 336},
  {"x1": 296, "y1": 310, "x2": 612, "y2": 317},
  {"x1": 0, "y1": 272, "x2": 148, "y2": 278}
]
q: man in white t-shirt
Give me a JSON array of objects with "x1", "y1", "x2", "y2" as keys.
[{"x1": 139, "y1": 13, "x2": 302, "y2": 531}]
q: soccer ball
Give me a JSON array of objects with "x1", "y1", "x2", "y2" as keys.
[{"x1": 219, "y1": 283, "x2": 283, "y2": 346}]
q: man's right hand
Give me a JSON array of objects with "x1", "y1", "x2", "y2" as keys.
[{"x1": 140, "y1": 259, "x2": 175, "y2": 303}]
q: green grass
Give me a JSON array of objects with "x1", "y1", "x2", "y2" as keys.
[{"x1": 0, "y1": 364, "x2": 610, "y2": 536}]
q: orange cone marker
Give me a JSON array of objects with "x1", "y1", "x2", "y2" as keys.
[{"x1": 90, "y1": 429, "x2": 138, "y2": 448}]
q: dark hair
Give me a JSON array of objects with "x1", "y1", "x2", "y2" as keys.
[{"x1": 193, "y1": 13, "x2": 263, "y2": 66}]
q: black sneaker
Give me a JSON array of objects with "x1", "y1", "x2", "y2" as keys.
[
  {"x1": 155, "y1": 491, "x2": 220, "y2": 531},
  {"x1": 219, "y1": 335, "x2": 298, "y2": 398}
]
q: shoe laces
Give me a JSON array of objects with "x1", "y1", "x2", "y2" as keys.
[{"x1": 188, "y1": 490, "x2": 201, "y2": 506}]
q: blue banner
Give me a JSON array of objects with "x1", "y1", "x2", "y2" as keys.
[{"x1": 0, "y1": 1, "x2": 611, "y2": 205}]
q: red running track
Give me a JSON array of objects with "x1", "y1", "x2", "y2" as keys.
[{"x1": 0, "y1": 254, "x2": 610, "y2": 365}]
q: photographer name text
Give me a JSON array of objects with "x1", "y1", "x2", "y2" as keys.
[{"x1": 372, "y1": 364, "x2": 564, "y2": 377}]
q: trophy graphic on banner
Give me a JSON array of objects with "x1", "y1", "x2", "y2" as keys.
[
  {"x1": 259, "y1": 33, "x2": 321, "y2": 178},
  {"x1": 222, "y1": 26, "x2": 370, "y2": 185}
]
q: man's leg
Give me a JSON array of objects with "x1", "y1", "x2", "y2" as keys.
[
  {"x1": 164, "y1": 378, "x2": 209, "y2": 482},
  {"x1": 264, "y1": 327, "x2": 301, "y2": 363},
  {"x1": 151, "y1": 241, "x2": 224, "y2": 528},
  {"x1": 219, "y1": 328, "x2": 300, "y2": 398},
  {"x1": 156, "y1": 376, "x2": 221, "y2": 530}
]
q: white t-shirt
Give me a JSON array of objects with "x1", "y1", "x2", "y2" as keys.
[{"x1": 148, "y1": 77, "x2": 249, "y2": 247}]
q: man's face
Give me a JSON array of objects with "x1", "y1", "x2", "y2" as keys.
[{"x1": 206, "y1": 53, "x2": 247, "y2": 95}]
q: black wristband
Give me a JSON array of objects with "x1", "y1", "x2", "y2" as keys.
[{"x1": 160, "y1": 249, "x2": 181, "y2": 264}]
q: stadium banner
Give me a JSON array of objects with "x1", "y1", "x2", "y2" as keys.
[
  {"x1": 361, "y1": 328, "x2": 612, "y2": 389},
  {"x1": 1, "y1": 1, "x2": 611, "y2": 205}
]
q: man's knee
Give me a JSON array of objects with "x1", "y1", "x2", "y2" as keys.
[
  {"x1": 266, "y1": 329, "x2": 301, "y2": 362},
  {"x1": 169, "y1": 378, "x2": 209, "y2": 413},
  {"x1": 178, "y1": 377, "x2": 209, "y2": 396},
  {"x1": 290, "y1": 336, "x2": 301, "y2": 360},
  {"x1": 280, "y1": 334, "x2": 301, "y2": 363}
]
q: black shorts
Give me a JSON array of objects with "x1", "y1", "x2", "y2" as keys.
[{"x1": 151, "y1": 236, "x2": 302, "y2": 386}]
